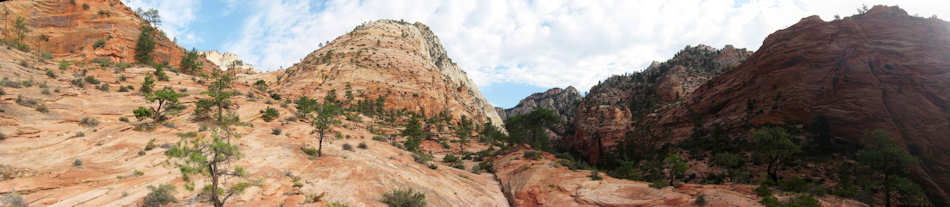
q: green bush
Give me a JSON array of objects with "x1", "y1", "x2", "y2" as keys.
[
  {"x1": 590, "y1": 170, "x2": 603, "y2": 180},
  {"x1": 261, "y1": 107, "x2": 279, "y2": 122},
  {"x1": 358, "y1": 142, "x2": 368, "y2": 149},
  {"x1": 450, "y1": 162, "x2": 464, "y2": 170},
  {"x1": 523, "y1": 151, "x2": 542, "y2": 160},
  {"x1": 46, "y1": 69, "x2": 56, "y2": 78},
  {"x1": 342, "y1": 143, "x2": 354, "y2": 151},
  {"x1": 85, "y1": 76, "x2": 100, "y2": 84},
  {"x1": 412, "y1": 151, "x2": 432, "y2": 165},
  {"x1": 135, "y1": 26, "x2": 155, "y2": 63},
  {"x1": 15, "y1": 95, "x2": 37, "y2": 107},
  {"x1": 381, "y1": 188, "x2": 427, "y2": 207},
  {"x1": 473, "y1": 161, "x2": 494, "y2": 173},
  {"x1": 271, "y1": 128, "x2": 281, "y2": 135},
  {"x1": 93, "y1": 39, "x2": 106, "y2": 49},
  {"x1": 35, "y1": 104, "x2": 49, "y2": 113},
  {"x1": 143, "y1": 184, "x2": 176, "y2": 207},
  {"x1": 714, "y1": 152, "x2": 746, "y2": 168},
  {"x1": 442, "y1": 154, "x2": 461, "y2": 163},
  {"x1": 133, "y1": 107, "x2": 154, "y2": 121},
  {"x1": 73, "y1": 159, "x2": 83, "y2": 167},
  {"x1": 301, "y1": 147, "x2": 318, "y2": 157}
]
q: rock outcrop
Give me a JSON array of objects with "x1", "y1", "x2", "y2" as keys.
[
  {"x1": 0, "y1": 0, "x2": 215, "y2": 73},
  {"x1": 653, "y1": 6, "x2": 950, "y2": 205},
  {"x1": 569, "y1": 44, "x2": 751, "y2": 162},
  {"x1": 496, "y1": 86, "x2": 583, "y2": 142},
  {"x1": 199, "y1": 50, "x2": 257, "y2": 72},
  {"x1": 272, "y1": 19, "x2": 505, "y2": 129}
]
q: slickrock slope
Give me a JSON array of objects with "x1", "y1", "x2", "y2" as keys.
[
  {"x1": 653, "y1": 6, "x2": 950, "y2": 204},
  {"x1": 495, "y1": 86, "x2": 583, "y2": 142},
  {"x1": 273, "y1": 20, "x2": 505, "y2": 129},
  {"x1": 570, "y1": 45, "x2": 751, "y2": 162},
  {"x1": 0, "y1": 45, "x2": 508, "y2": 206},
  {"x1": 493, "y1": 148, "x2": 864, "y2": 207},
  {"x1": 0, "y1": 0, "x2": 215, "y2": 72}
]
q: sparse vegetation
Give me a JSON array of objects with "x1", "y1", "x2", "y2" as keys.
[
  {"x1": 80, "y1": 117, "x2": 100, "y2": 127},
  {"x1": 752, "y1": 127, "x2": 800, "y2": 182},
  {"x1": 342, "y1": 143, "x2": 354, "y2": 151},
  {"x1": 143, "y1": 184, "x2": 176, "y2": 207},
  {"x1": 271, "y1": 128, "x2": 281, "y2": 135},
  {"x1": 73, "y1": 159, "x2": 83, "y2": 167},
  {"x1": 93, "y1": 39, "x2": 106, "y2": 49},
  {"x1": 523, "y1": 151, "x2": 542, "y2": 160},
  {"x1": 381, "y1": 188, "x2": 427, "y2": 207},
  {"x1": 261, "y1": 107, "x2": 279, "y2": 122},
  {"x1": 401, "y1": 116, "x2": 424, "y2": 152},
  {"x1": 358, "y1": 142, "x2": 368, "y2": 149},
  {"x1": 179, "y1": 48, "x2": 202, "y2": 74},
  {"x1": 0, "y1": 191, "x2": 26, "y2": 207},
  {"x1": 135, "y1": 26, "x2": 156, "y2": 64}
]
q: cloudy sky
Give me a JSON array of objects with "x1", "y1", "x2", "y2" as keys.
[{"x1": 121, "y1": 0, "x2": 949, "y2": 108}]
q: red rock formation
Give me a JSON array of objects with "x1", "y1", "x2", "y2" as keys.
[
  {"x1": 496, "y1": 86, "x2": 584, "y2": 142},
  {"x1": 0, "y1": 0, "x2": 216, "y2": 73},
  {"x1": 272, "y1": 20, "x2": 505, "y2": 129},
  {"x1": 570, "y1": 45, "x2": 751, "y2": 162},
  {"x1": 658, "y1": 6, "x2": 950, "y2": 205}
]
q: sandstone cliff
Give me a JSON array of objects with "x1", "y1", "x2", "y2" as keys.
[
  {"x1": 570, "y1": 44, "x2": 751, "y2": 162},
  {"x1": 655, "y1": 6, "x2": 950, "y2": 205},
  {"x1": 199, "y1": 50, "x2": 256, "y2": 72},
  {"x1": 272, "y1": 19, "x2": 505, "y2": 130}
]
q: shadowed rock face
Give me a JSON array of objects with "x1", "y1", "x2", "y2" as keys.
[
  {"x1": 568, "y1": 44, "x2": 751, "y2": 163},
  {"x1": 496, "y1": 86, "x2": 583, "y2": 142},
  {"x1": 0, "y1": 0, "x2": 215, "y2": 73},
  {"x1": 273, "y1": 19, "x2": 505, "y2": 130}
]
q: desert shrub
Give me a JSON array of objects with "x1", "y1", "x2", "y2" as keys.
[
  {"x1": 91, "y1": 57, "x2": 112, "y2": 67},
  {"x1": 153, "y1": 65, "x2": 168, "y2": 81},
  {"x1": 35, "y1": 104, "x2": 49, "y2": 113},
  {"x1": 73, "y1": 159, "x2": 83, "y2": 167},
  {"x1": 373, "y1": 136, "x2": 387, "y2": 142},
  {"x1": 145, "y1": 138, "x2": 156, "y2": 151},
  {"x1": 356, "y1": 142, "x2": 367, "y2": 149},
  {"x1": 342, "y1": 143, "x2": 354, "y2": 151},
  {"x1": 271, "y1": 128, "x2": 281, "y2": 135},
  {"x1": 473, "y1": 161, "x2": 494, "y2": 173},
  {"x1": 0, "y1": 133, "x2": 5, "y2": 140},
  {"x1": 59, "y1": 61, "x2": 71, "y2": 71},
  {"x1": 0, "y1": 88, "x2": 4, "y2": 95},
  {"x1": 270, "y1": 92, "x2": 281, "y2": 100},
  {"x1": 412, "y1": 151, "x2": 432, "y2": 165},
  {"x1": 714, "y1": 152, "x2": 746, "y2": 168},
  {"x1": 133, "y1": 107, "x2": 153, "y2": 121},
  {"x1": 46, "y1": 69, "x2": 56, "y2": 78},
  {"x1": 15, "y1": 95, "x2": 38, "y2": 107},
  {"x1": 80, "y1": 117, "x2": 100, "y2": 127},
  {"x1": 1, "y1": 77, "x2": 22, "y2": 88},
  {"x1": 427, "y1": 163, "x2": 437, "y2": 169},
  {"x1": 523, "y1": 151, "x2": 542, "y2": 160},
  {"x1": 96, "y1": 83, "x2": 110, "y2": 91},
  {"x1": 261, "y1": 107, "x2": 279, "y2": 122},
  {"x1": 143, "y1": 184, "x2": 176, "y2": 207},
  {"x1": 381, "y1": 188, "x2": 426, "y2": 207},
  {"x1": 301, "y1": 147, "x2": 319, "y2": 157},
  {"x1": 93, "y1": 39, "x2": 106, "y2": 49},
  {"x1": 41, "y1": 88, "x2": 51, "y2": 95},
  {"x1": 450, "y1": 162, "x2": 464, "y2": 170},
  {"x1": 84, "y1": 75, "x2": 100, "y2": 84},
  {"x1": 443, "y1": 154, "x2": 461, "y2": 163}
]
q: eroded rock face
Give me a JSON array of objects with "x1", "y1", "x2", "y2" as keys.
[
  {"x1": 0, "y1": 0, "x2": 215, "y2": 73},
  {"x1": 199, "y1": 50, "x2": 257, "y2": 72},
  {"x1": 569, "y1": 44, "x2": 751, "y2": 162},
  {"x1": 650, "y1": 6, "x2": 950, "y2": 205},
  {"x1": 497, "y1": 86, "x2": 583, "y2": 141},
  {"x1": 273, "y1": 19, "x2": 505, "y2": 129},
  {"x1": 492, "y1": 148, "x2": 864, "y2": 207}
]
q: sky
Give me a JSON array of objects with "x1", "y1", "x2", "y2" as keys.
[{"x1": 121, "y1": 0, "x2": 949, "y2": 108}]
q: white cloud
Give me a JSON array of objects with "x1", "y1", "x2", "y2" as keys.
[
  {"x1": 122, "y1": 0, "x2": 202, "y2": 45},
  {"x1": 213, "y1": 0, "x2": 950, "y2": 91}
]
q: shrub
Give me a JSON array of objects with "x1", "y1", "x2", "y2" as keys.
[
  {"x1": 15, "y1": 95, "x2": 38, "y2": 107},
  {"x1": 714, "y1": 152, "x2": 746, "y2": 169},
  {"x1": 342, "y1": 143, "x2": 354, "y2": 151},
  {"x1": 93, "y1": 39, "x2": 106, "y2": 49},
  {"x1": 373, "y1": 136, "x2": 387, "y2": 142},
  {"x1": 358, "y1": 142, "x2": 368, "y2": 149},
  {"x1": 133, "y1": 107, "x2": 153, "y2": 121},
  {"x1": 523, "y1": 151, "x2": 542, "y2": 160},
  {"x1": 412, "y1": 151, "x2": 431, "y2": 165},
  {"x1": 143, "y1": 184, "x2": 176, "y2": 207},
  {"x1": 82, "y1": 3, "x2": 89, "y2": 10},
  {"x1": 443, "y1": 154, "x2": 461, "y2": 163},
  {"x1": 73, "y1": 159, "x2": 83, "y2": 167},
  {"x1": 59, "y1": 61, "x2": 71, "y2": 71},
  {"x1": 473, "y1": 161, "x2": 494, "y2": 173},
  {"x1": 0, "y1": 192, "x2": 26, "y2": 207},
  {"x1": 270, "y1": 92, "x2": 281, "y2": 100},
  {"x1": 84, "y1": 75, "x2": 100, "y2": 84},
  {"x1": 41, "y1": 88, "x2": 51, "y2": 95},
  {"x1": 80, "y1": 117, "x2": 100, "y2": 127},
  {"x1": 649, "y1": 179, "x2": 669, "y2": 189},
  {"x1": 381, "y1": 188, "x2": 427, "y2": 207},
  {"x1": 271, "y1": 128, "x2": 281, "y2": 135},
  {"x1": 153, "y1": 65, "x2": 168, "y2": 81},
  {"x1": 91, "y1": 57, "x2": 112, "y2": 67},
  {"x1": 301, "y1": 147, "x2": 318, "y2": 157},
  {"x1": 427, "y1": 163, "x2": 437, "y2": 169},
  {"x1": 2, "y1": 77, "x2": 22, "y2": 88},
  {"x1": 145, "y1": 138, "x2": 156, "y2": 151},
  {"x1": 261, "y1": 107, "x2": 279, "y2": 122},
  {"x1": 0, "y1": 133, "x2": 5, "y2": 140},
  {"x1": 35, "y1": 104, "x2": 49, "y2": 113},
  {"x1": 46, "y1": 69, "x2": 56, "y2": 78},
  {"x1": 96, "y1": 83, "x2": 109, "y2": 91}
]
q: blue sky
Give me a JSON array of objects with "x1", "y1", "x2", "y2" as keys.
[{"x1": 122, "y1": 0, "x2": 949, "y2": 108}]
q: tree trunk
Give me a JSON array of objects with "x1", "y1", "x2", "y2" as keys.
[
  {"x1": 154, "y1": 99, "x2": 165, "y2": 120},
  {"x1": 210, "y1": 158, "x2": 222, "y2": 207},
  {"x1": 318, "y1": 128, "x2": 325, "y2": 157},
  {"x1": 884, "y1": 173, "x2": 891, "y2": 207}
]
